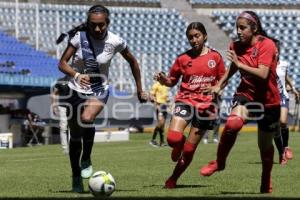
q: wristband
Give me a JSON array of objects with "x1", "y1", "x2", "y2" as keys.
[{"x1": 74, "y1": 72, "x2": 80, "y2": 81}]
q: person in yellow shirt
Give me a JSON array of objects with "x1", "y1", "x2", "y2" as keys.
[{"x1": 149, "y1": 78, "x2": 169, "y2": 147}]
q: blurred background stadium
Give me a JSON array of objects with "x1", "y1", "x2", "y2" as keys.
[{"x1": 0, "y1": 0, "x2": 299, "y2": 148}]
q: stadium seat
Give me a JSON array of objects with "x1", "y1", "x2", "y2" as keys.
[{"x1": 14, "y1": 4, "x2": 188, "y2": 92}]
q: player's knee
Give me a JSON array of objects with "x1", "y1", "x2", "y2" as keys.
[
  {"x1": 81, "y1": 113, "x2": 95, "y2": 123},
  {"x1": 279, "y1": 122, "x2": 287, "y2": 128},
  {"x1": 167, "y1": 130, "x2": 184, "y2": 147},
  {"x1": 225, "y1": 114, "x2": 244, "y2": 133}
]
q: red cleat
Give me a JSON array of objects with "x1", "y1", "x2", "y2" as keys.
[
  {"x1": 260, "y1": 177, "x2": 272, "y2": 193},
  {"x1": 164, "y1": 177, "x2": 177, "y2": 189},
  {"x1": 284, "y1": 147, "x2": 293, "y2": 160},
  {"x1": 279, "y1": 154, "x2": 288, "y2": 165},
  {"x1": 200, "y1": 160, "x2": 224, "y2": 176},
  {"x1": 171, "y1": 136, "x2": 186, "y2": 162}
]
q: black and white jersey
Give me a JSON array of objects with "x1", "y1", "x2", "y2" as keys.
[
  {"x1": 276, "y1": 60, "x2": 289, "y2": 99},
  {"x1": 68, "y1": 31, "x2": 127, "y2": 94}
]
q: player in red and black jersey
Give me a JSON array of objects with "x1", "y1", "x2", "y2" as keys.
[
  {"x1": 155, "y1": 22, "x2": 225, "y2": 189},
  {"x1": 200, "y1": 11, "x2": 280, "y2": 193}
]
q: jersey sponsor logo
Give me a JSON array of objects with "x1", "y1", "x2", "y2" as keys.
[
  {"x1": 104, "y1": 43, "x2": 115, "y2": 53},
  {"x1": 188, "y1": 75, "x2": 216, "y2": 89},
  {"x1": 81, "y1": 40, "x2": 93, "y2": 54},
  {"x1": 82, "y1": 48, "x2": 93, "y2": 54},
  {"x1": 208, "y1": 60, "x2": 216, "y2": 69},
  {"x1": 82, "y1": 41, "x2": 89, "y2": 47}
]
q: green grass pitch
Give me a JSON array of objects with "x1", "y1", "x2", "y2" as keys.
[{"x1": 0, "y1": 131, "x2": 300, "y2": 199}]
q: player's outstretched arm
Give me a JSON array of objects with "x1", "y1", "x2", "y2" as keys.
[{"x1": 120, "y1": 47, "x2": 148, "y2": 103}]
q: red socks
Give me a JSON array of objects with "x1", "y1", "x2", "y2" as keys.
[
  {"x1": 216, "y1": 115, "x2": 244, "y2": 168},
  {"x1": 170, "y1": 142, "x2": 197, "y2": 181}
]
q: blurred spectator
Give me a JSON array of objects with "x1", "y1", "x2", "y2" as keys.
[
  {"x1": 22, "y1": 111, "x2": 45, "y2": 146},
  {"x1": 51, "y1": 76, "x2": 70, "y2": 155}
]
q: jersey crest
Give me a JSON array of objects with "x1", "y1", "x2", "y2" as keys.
[
  {"x1": 251, "y1": 47, "x2": 258, "y2": 58},
  {"x1": 208, "y1": 59, "x2": 216, "y2": 69},
  {"x1": 104, "y1": 43, "x2": 115, "y2": 53}
]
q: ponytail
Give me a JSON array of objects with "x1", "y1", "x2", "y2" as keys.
[{"x1": 56, "y1": 23, "x2": 87, "y2": 44}]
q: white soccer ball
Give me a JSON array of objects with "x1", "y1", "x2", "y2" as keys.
[{"x1": 88, "y1": 171, "x2": 116, "y2": 197}]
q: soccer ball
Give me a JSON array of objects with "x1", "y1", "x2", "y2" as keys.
[{"x1": 88, "y1": 171, "x2": 116, "y2": 197}]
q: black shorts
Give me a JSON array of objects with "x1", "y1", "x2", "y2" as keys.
[
  {"x1": 173, "y1": 102, "x2": 216, "y2": 130},
  {"x1": 66, "y1": 87, "x2": 109, "y2": 116},
  {"x1": 232, "y1": 95, "x2": 280, "y2": 132},
  {"x1": 156, "y1": 104, "x2": 168, "y2": 119}
]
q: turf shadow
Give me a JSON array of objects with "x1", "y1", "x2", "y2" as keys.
[
  {"x1": 220, "y1": 191, "x2": 259, "y2": 195},
  {"x1": 247, "y1": 162, "x2": 261, "y2": 165},
  {"x1": 115, "y1": 189, "x2": 139, "y2": 192},
  {"x1": 143, "y1": 184, "x2": 209, "y2": 189},
  {"x1": 49, "y1": 189, "x2": 90, "y2": 194},
  {"x1": 172, "y1": 184, "x2": 210, "y2": 189},
  {"x1": 247, "y1": 161, "x2": 283, "y2": 165}
]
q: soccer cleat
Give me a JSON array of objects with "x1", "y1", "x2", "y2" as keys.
[
  {"x1": 279, "y1": 154, "x2": 287, "y2": 165},
  {"x1": 260, "y1": 177, "x2": 272, "y2": 193},
  {"x1": 72, "y1": 176, "x2": 84, "y2": 193},
  {"x1": 213, "y1": 138, "x2": 219, "y2": 144},
  {"x1": 200, "y1": 160, "x2": 224, "y2": 176},
  {"x1": 160, "y1": 142, "x2": 168, "y2": 147},
  {"x1": 164, "y1": 177, "x2": 177, "y2": 189},
  {"x1": 63, "y1": 148, "x2": 69, "y2": 155},
  {"x1": 284, "y1": 147, "x2": 293, "y2": 160},
  {"x1": 81, "y1": 159, "x2": 93, "y2": 179},
  {"x1": 149, "y1": 140, "x2": 159, "y2": 147}
]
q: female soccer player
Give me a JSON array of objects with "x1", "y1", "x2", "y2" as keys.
[
  {"x1": 155, "y1": 22, "x2": 225, "y2": 189},
  {"x1": 200, "y1": 11, "x2": 280, "y2": 193},
  {"x1": 57, "y1": 5, "x2": 147, "y2": 192},
  {"x1": 274, "y1": 50, "x2": 299, "y2": 165}
]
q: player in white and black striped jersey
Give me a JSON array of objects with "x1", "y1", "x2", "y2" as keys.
[
  {"x1": 275, "y1": 56, "x2": 299, "y2": 165},
  {"x1": 57, "y1": 4, "x2": 148, "y2": 193}
]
